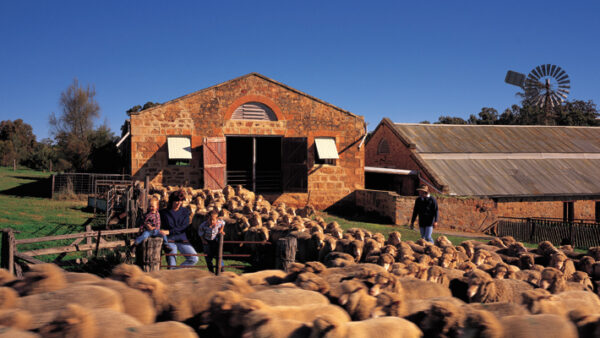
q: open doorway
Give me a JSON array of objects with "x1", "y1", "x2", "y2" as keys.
[{"x1": 226, "y1": 136, "x2": 282, "y2": 192}]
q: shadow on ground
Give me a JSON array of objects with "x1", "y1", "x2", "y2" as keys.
[{"x1": 0, "y1": 176, "x2": 51, "y2": 198}]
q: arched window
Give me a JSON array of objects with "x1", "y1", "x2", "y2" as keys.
[
  {"x1": 377, "y1": 139, "x2": 390, "y2": 154},
  {"x1": 231, "y1": 102, "x2": 277, "y2": 121}
]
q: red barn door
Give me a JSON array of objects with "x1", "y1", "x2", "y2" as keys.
[
  {"x1": 203, "y1": 137, "x2": 226, "y2": 190},
  {"x1": 282, "y1": 137, "x2": 307, "y2": 192}
]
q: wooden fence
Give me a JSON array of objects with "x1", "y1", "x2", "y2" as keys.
[
  {"x1": 0, "y1": 227, "x2": 138, "y2": 276},
  {"x1": 496, "y1": 217, "x2": 600, "y2": 249}
]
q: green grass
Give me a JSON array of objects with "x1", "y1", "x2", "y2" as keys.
[
  {"x1": 0, "y1": 167, "x2": 249, "y2": 272},
  {"x1": 318, "y1": 212, "x2": 490, "y2": 246}
]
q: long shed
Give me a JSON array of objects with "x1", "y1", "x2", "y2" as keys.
[
  {"x1": 365, "y1": 118, "x2": 600, "y2": 221},
  {"x1": 126, "y1": 73, "x2": 366, "y2": 210}
]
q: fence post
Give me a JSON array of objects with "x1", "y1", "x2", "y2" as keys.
[
  {"x1": 135, "y1": 237, "x2": 162, "y2": 272},
  {"x1": 85, "y1": 224, "x2": 92, "y2": 258},
  {"x1": 275, "y1": 236, "x2": 297, "y2": 272},
  {"x1": 528, "y1": 218, "x2": 535, "y2": 243},
  {"x1": 1, "y1": 229, "x2": 15, "y2": 275},
  {"x1": 51, "y1": 174, "x2": 55, "y2": 200},
  {"x1": 216, "y1": 233, "x2": 224, "y2": 276}
]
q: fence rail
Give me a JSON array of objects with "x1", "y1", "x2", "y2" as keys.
[
  {"x1": 1, "y1": 227, "x2": 138, "y2": 276},
  {"x1": 495, "y1": 217, "x2": 600, "y2": 249}
]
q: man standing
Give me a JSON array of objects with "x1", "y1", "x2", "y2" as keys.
[{"x1": 410, "y1": 185, "x2": 438, "y2": 243}]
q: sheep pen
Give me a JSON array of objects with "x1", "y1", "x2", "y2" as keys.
[{"x1": 4, "y1": 184, "x2": 600, "y2": 337}]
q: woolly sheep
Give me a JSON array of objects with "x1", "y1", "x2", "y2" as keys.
[
  {"x1": 7, "y1": 264, "x2": 66, "y2": 296},
  {"x1": 397, "y1": 278, "x2": 452, "y2": 300},
  {"x1": 464, "y1": 269, "x2": 534, "y2": 303},
  {"x1": 521, "y1": 289, "x2": 600, "y2": 316},
  {"x1": 310, "y1": 314, "x2": 422, "y2": 338},
  {"x1": 463, "y1": 311, "x2": 578, "y2": 338}
]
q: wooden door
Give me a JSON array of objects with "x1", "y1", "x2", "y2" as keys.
[
  {"x1": 282, "y1": 137, "x2": 307, "y2": 192},
  {"x1": 203, "y1": 137, "x2": 226, "y2": 190}
]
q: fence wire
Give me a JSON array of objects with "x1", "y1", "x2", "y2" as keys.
[
  {"x1": 52, "y1": 173, "x2": 131, "y2": 196},
  {"x1": 496, "y1": 217, "x2": 600, "y2": 249}
]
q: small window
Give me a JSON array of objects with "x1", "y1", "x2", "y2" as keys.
[
  {"x1": 377, "y1": 139, "x2": 390, "y2": 154},
  {"x1": 315, "y1": 137, "x2": 339, "y2": 166},
  {"x1": 167, "y1": 136, "x2": 192, "y2": 166},
  {"x1": 232, "y1": 102, "x2": 277, "y2": 121}
]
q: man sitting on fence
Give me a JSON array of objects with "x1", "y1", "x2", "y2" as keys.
[
  {"x1": 198, "y1": 210, "x2": 226, "y2": 274},
  {"x1": 161, "y1": 190, "x2": 199, "y2": 269},
  {"x1": 131, "y1": 196, "x2": 171, "y2": 252}
]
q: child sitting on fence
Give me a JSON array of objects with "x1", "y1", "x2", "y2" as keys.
[
  {"x1": 132, "y1": 197, "x2": 171, "y2": 252},
  {"x1": 198, "y1": 210, "x2": 226, "y2": 274}
]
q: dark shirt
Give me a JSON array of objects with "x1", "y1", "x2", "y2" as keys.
[
  {"x1": 160, "y1": 207, "x2": 190, "y2": 241},
  {"x1": 410, "y1": 195, "x2": 439, "y2": 228},
  {"x1": 140, "y1": 211, "x2": 161, "y2": 233}
]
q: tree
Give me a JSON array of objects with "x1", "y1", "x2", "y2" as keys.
[
  {"x1": 25, "y1": 138, "x2": 57, "y2": 171},
  {"x1": 49, "y1": 79, "x2": 100, "y2": 171},
  {"x1": 436, "y1": 116, "x2": 467, "y2": 124},
  {"x1": 88, "y1": 124, "x2": 122, "y2": 173},
  {"x1": 0, "y1": 119, "x2": 36, "y2": 166}
]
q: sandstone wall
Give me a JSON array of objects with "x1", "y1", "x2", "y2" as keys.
[{"x1": 129, "y1": 74, "x2": 365, "y2": 210}]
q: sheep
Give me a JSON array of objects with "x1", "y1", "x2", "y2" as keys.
[
  {"x1": 376, "y1": 253, "x2": 395, "y2": 271},
  {"x1": 147, "y1": 267, "x2": 212, "y2": 285},
  {"x1": 0, "y1": 269, "x2": 15, "y2": 285},
  {"x1": 348, "y1": 240, "x2": 365, "y2": 262},
  {"x1": 318, "y1": 237, "x2": 337, "y2": 262},
  {"x1": 578, "y1": 255, "x2": 595, "y2": 275},
  {"x1": 386, "y1": 231, "x2": 402, "y2": 247},
  {"x1": 514, "y1": 269, "x2": 541, "y2": 285},
  {"x1": 488, "y1": 237, "x2": 507, "y2": 249},
  {"x1": 588, "y1": 246, "x2": 600, "y2": 261},
  {"x1": 397, "y1": 278, "x2": 452, "y2": 300},
  {"x1": 18, "y1": 285, "x2": 124, "y2": 322},
  {"x1": 109, "y1": 263, "x2": 145, "y2": 286},
  {"x1": 246, "y1": 287, "x2": 329, "y2": 307},
  {"x1": 539, "y1": 267, "x2": 589, "y2": 293},
  {"x1": 0, "y1": 309, "x2": 33, "y2": 330},
  {"x1": 324, "y1": 222, "x2": 343, "y2": 239},
  {"x1": 405, "y1": 300, "x2": 465, "y2": 338},
  {"x1": 521, "y1": 288, "x2": 600, "y2": 316},
  {"x1": 291, "y1": 272, "x2": 329, "y2": 294},
  {"x1": 239, "y1": 298, "x2": 350, "y2": 324},
  {"x1": 463, "y1": 310, "x2": 578, "y2": 338},
  {"x1": 472, "y1": 248, "x2": 503, "y2": 267},
  {"x1": 464, "y1": 269, "x2": 534, "y2": 303},
  {"x1": 133, "y1": 321, "x2": 198, "y2": 338},
  {"x1": 435, "y1": 236, "x2": 453, "y2": 248},
  {"x1": 336, "y1": 280, "x2": 378, "y2": 320},
  {"x1": 87, "y1": 279, "x2": 156, "y2": 324},
  {"x1": 38, "y1": 303, "x2": 142, "y2": 338},
  {"x1": 310, "y1": 314, "x2": 423, "y2": 338},
  {"x1": 63, "y1": 272, "x2": 102, "y2": 284},
  {"x1": 548, "y1": 252, "x2": 576, "y2": 280},
  {"x1": 373, "y1": 291, "x2": 407, "y2": 317},
  {"x1": 571, "y1": 271, "x2": 594, "y2": 291},
  {"x1": 240, "y1": 270, "x2": 287, "y2": 286},
  {"x1": 241, "y1": 310, "x2": 312, "y2": 338},
  {"x1": 0, "y1": 287, "x2": 20, "y2": 310},
  {"x1": 488, "y1": 262, "x2": 516, "y2": 280},
  {"x1": 0, "y1": 326, "x2": 39, "y2": 338},
  {"x1": 323, "y1": 252, "x2": 355, "y2": 268},
  {"x1": 463, "y1": 302, "x2": 529, "y2": 318},
  {"x1": 6, "y1": 264, "x2": 67, "y2": 296}
]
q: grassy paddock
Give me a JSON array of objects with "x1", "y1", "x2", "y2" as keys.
[{"x1": 318, "y1": 212, "x2": 491, "y2": 246}]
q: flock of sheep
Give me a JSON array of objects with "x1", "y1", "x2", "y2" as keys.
[{"x1": 3, "y1": 184, "x2": 600, "y2": 337}]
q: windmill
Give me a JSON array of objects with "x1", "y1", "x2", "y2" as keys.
[{"x1": 505, "y1": 64, "x2": 570, "y2": 108}]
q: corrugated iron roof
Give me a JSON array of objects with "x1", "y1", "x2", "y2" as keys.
[
  {"x1": 386, "y1": 122, "x2": 600, "y2": 197},
  {"x1": 393, "y1": 124, "x2": 600, "y2": 153},
  {"x1": 427, "y1": 158, "x2": 600, "y2": 197}
]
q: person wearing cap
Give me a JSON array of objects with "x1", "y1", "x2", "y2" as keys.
[
  {"x1": 410, "y1": 185, "x2": 438, "y2": 243},
  {"x1": 160, "y1": 190, "x2": 199, "y2": 269}
]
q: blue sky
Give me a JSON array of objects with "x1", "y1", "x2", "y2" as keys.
[{"x1": 1, "y1": 1, "x2": 599, "y2": 140}]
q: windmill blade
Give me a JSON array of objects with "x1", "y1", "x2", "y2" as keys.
[
  {"x1": 531, "y1": 66, "x2": 543, "y2": 79},
  {"x1": 557, "y1": 91, "x2": 569, "y2": 99},
  {"x1": 558, "y1": 78, "x2": 570, "y2": 85},
  {"x1": 550, "y1": 65, "x2": 558, "y2": 77},
  {"x1": 558, "y1": 88, "x2": 570, "y2": 94},
  {"x1": 543, "y1": 64, "x2": 551, "y2": 76},
  {"x1": 558, "y1": 84, "x2": 571, "y2": 90},
  {"x1": 557, "y1": 74, "x2": 569, "y2": 82},
  {"x1": 555, "y1": 69, "x2": 566, "y2": 79}
]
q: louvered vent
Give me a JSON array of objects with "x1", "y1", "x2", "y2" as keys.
[
  {"x1": 232, "y1": 102, "x2": 277, "y2": 121},
  {"x1": 377, "y1": 139, "x2": 390, "y2": 154}
]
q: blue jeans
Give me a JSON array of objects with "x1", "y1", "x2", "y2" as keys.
[
  {"x1": 134, "y1": 229, "x2": 168, "y2": 245},
  {"x1": 420, "y1": 226, "x2": 434, "y2": 243},
  {"x1": 203, "y1": 239, "x2": 224, "y2": 274},
  {"x1": 166, "y1": 238, "x2": 199, "y2": 269}
]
